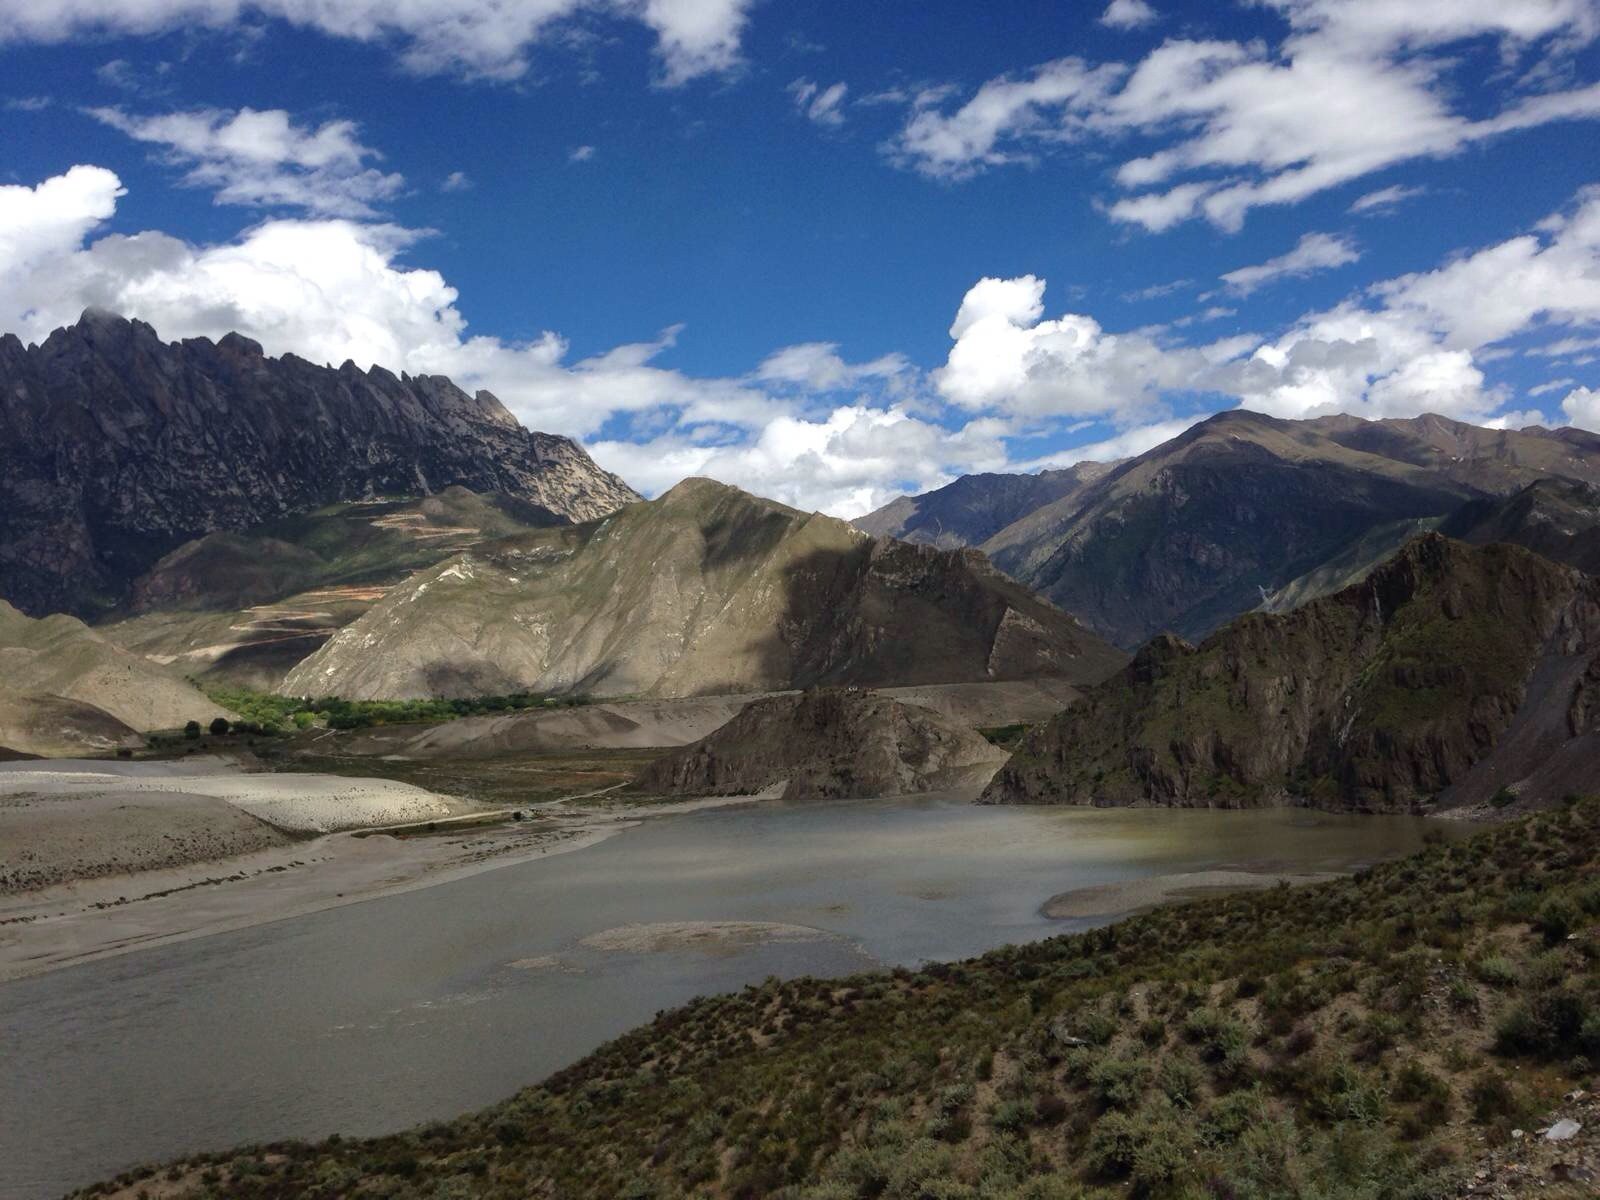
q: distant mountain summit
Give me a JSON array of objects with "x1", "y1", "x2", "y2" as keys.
[
  {"x1": 285, "y1": 477, "x2": 1126, "y2": 700},
  {"x1": 1441, "y1": 476, "x2": 1600, "y2": 575},
  {"x1": 0, "y1": 311, "x2": 638, "y2": 617},
  {"x1": 853, "y1": 462, "x2": 1117, "y2": 549},
  {"x1": 870, "y1": 410, "x2": 1600, "y2": 649}
]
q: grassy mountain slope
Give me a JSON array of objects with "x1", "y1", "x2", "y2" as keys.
[
  {"x1": 283, "y1": 479, "x2": 1125, "y2": 701},
  {"x1": 982, "y1": 536, "x2": 1600, "y2": 814},
  {"x1": 628, "y1": 688, "x2": 1009, "y2": 800},
  {"x1": 80, "y1": 801, "x2": 1600, "y2": 1199},
  {"x1": 99, "y1": 488, "x2": 562, "y2": 689},
  {"x1": 974, "y1": 412, "x2": 1600, "y2": 649},
  {"x1": 1257, "y1": 518, "x2": 1443, "y2": 614}
]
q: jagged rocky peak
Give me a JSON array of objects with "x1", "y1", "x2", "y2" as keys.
[{"x1": 0, "y1": 310, "x2": 639, "y2": 617}]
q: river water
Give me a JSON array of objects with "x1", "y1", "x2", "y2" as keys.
[{"x1": 0, "y1": 796, "x2": 1460, "y2": 1199}]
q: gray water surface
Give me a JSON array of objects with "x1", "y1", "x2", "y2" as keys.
[{"x1": 0, "y1": 797, "x2": 1456, "y2": 1199}]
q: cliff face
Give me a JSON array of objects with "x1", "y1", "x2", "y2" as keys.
[
  {"x1": 0, "y1": 311, "x2": 638, "y2": 617},
  {"x1": 283, "y1": 478, "x2": 1127, "y2": 701},
  {"x1": 629, "y1": 689, "x2": 1009, "y2": 800},
  {"x1": 980, "y1": 535, "x2": 1600, "y2": 814}
]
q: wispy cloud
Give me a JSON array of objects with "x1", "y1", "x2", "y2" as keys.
[
  {"x1": 1220, "y1": 233, "x2": 1361, "y2": 295},
  {"x1": 788, "y1": 78, "x2": 849, "y2": 127},
  {"x1": 886, "y1": 5, "x2": 1600, "y2": 230},
  {"x1": 87, "y1": 106, "x2": 403, "y2": 217}
]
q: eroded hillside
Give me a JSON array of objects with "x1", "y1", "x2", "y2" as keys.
[{"x1": 284, "y1": 479, "x2": 1126, "y2": 701}]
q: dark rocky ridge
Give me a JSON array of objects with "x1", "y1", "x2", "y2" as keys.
[
  {"x1": 0, "y1": 310, "x2": 638, "y2": 617},
  {"x1": 628, "y1": 688, "x2": 1009, "y2": 800},
  {"x1": 1442, "y1": 476, "x2": 1600, "y2": 575},
  {"x1": 981, "y1": 534, "x2": 1600, "y2": 814}
]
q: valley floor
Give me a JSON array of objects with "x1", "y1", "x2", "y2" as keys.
[{"x1": 0, "y1": 753, "x2": 754, "y2": 982}]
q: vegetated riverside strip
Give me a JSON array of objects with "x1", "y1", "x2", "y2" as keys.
[
  {"x1": 79, "y1": 802, "x2": 1600, "y2": 1200},
  {"x1": 200, "y1": 687, "x2": 596, "y2": 733}
]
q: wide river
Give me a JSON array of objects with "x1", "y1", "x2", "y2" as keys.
[{"x1": 1, "y1": 795, "x2": 1461, "y2": 1199}]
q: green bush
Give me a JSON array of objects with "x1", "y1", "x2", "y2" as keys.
[
  {"x1": 1535, "y1": 895, "x2": 1581, "y2": 945},
  {"x1": 1087, "y1": 1055, "x2": 1152, "y2": 1111},
  {"x1": 1472, "y1": 954, "x2": 1519, "y2": 987},
  {"x1": 1494, "y1": 988, "x2": 1589, "y2": 1058}
]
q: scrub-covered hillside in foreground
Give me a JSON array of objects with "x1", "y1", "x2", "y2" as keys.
[{"x1": 81, "y1": 801, "x2": 1600, "y2": 1200}]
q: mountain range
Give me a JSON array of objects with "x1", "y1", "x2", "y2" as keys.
[
  {"x1": 860, "y1": 410, "x2": 1600, "y2": 648},
  {"x1": 0, "y1": 311, "x2": 636, "y2": 619},
  {"x1": 7, "y1": 310, "x2": 1600, "y2": 824}
]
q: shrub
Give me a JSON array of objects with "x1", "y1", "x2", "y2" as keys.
[
  {"x1": 1472, "y1": 954, "x2": 1519, "y2": 987},
  {"x1": 1535, "y1": 895, "x2": 1581, "y2": 945},
  {"x1": 1494, "y1": 988, "x2": 1589, "y2": 1058},
  {"x1": 1468, "y1": 1072, "x2": 1519, "y2": 1124},
  {"x1": 1088, "y1": 1055, "x2": 1152, "y2": 1111},
  {"x1": 1084, "y1": 1112, "x2": 1138, "y2": 1179},
  {"x1": 1391, "y1": 1061, "x2": 1451, "y2": 1136},
  {"x1": 988, "y1": 1099, "x2": 1033, "y2": 1135},
  {"x1": 1156, "y1": 1055, "x2": 1203, "y2": 1108},
  {"x1": 183, "y1": 720, "x2": 201, "y2": 739},
  {"x1": 208, "y1": 716, "x2": 230, "y2": 736},
  {"x1": 1202, "y1": 1087, "x2": 1269, "y2": 1146}
]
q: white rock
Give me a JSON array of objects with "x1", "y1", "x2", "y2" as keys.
[{"x1": 1544, "y1": 1119, "x2": 1580, "y2": 1141}]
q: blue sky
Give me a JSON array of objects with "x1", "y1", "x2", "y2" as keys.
[{"x1": 3, "y1": 0, "x2": 1600, "y2": 513}]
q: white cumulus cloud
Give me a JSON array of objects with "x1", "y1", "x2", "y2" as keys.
[
  {"x1": 1099, "y1": 0, "x2": 1157, "y2": 30},
  {"x1": 1563, "y1": 385, "x2": 1600, "y2": 430}
]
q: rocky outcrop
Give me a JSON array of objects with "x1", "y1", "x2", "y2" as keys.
[
  {"x1": 630, "y1": 688, "x2": 1009, "y2": 800},
  {"x1": 0, "y1": 310, "x2": 638, "y2": 617},
  {"x1": 980, "y1": 535, "x2": 1600, "y2": 814},
  {"x1": 284, "y1": 478, "x2": 1127, "y2": 700}
]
